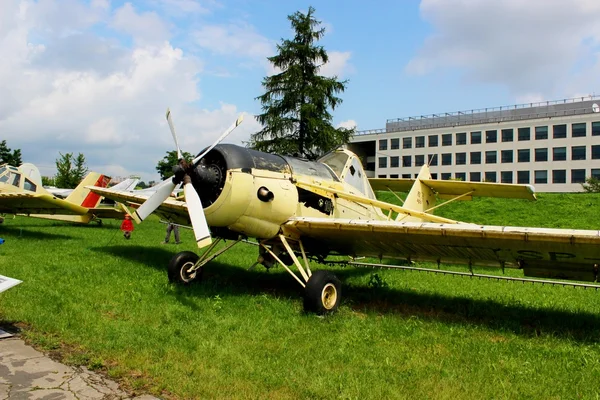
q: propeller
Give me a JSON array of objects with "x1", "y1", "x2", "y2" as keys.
[{"x1": 131, "y1": 109, "x2": 244, "y2": 249}]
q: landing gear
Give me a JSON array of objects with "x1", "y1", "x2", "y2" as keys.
[
  {"x1": 303, "y1": 270, "x2": 341, "y2": 314},
  {"x1": 168, "y1": 251, "x2": 202, "y2": 284},
  {"x1": 167, "y1": 237, "x2": 243, "y2": 285},
  {"x1": 260, "y1": 235, "x2": 342, "y2": 315}
]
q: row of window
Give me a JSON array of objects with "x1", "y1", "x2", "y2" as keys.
[
  {"x1": 378, "y1": 145, "x2": 600, "y2": 168},
  {"x1": 377, "y1": 169, "x2": 600, "y2": 184},
  {"x1": 378, "y1": 121, "x2": 600, "y2": 150}
]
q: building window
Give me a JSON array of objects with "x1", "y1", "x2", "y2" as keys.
[
  {"x1": 378, "y1": 174, "x2": 387, "y2": 178},
  {"x1": 553, "y1": 170, "x2": 566, "y2": 184},
  {"x1": 572, "y1": 146, "x2": 586, "y2": 160},
  {"x1": 485, "y1": 151, "x2": 497, "y2": 164},
  {"x1": 470, "y1": 172, "x2": 481, "y2": 182},
  {"x1": 441, "y1": 173, "x2": 451, "y2": 180},
  {"x1": 534, "y1": 170, "x2": 548, "y2": 184},
  {"x1": 571, "y1": 169, "x2": 586, "y2": 183},
  {"x1": 471, "y1": 131, "x2": 482, "y2": 144},
  {"x1": 402, "y1": 155, "x2": 412, "y2": 167},
  {"x1": 431, "y1": 173, "x2": 438, "y2": 180},
  {"x1": 592, "y1": 169, "x2": 600, "y2": 179},
  {"x1": 518, "y1": 127, "x2": 531, "y2": 141},
  {"x1": 501, "y1": 128, "x2": 514, "y2": 142},
  {"x1": 470, "y1": 151, "x2": 481, "y2": 164},
  {"x1": 402, "y1": 174, "x2": 411, "y2": 178},
  {"x1": 484, "y1": 172, "x2": 496, "y2": 182},
  {"x1": 553, "y1": 124, "x2": 567, "y2": 139},
  {"x1": 403, "y1": 137, "x2": 412, "y2": 149},
  {"x1": 428, "y1": 154, "x2": 438, "y2": 166},
  {"x1": 593, "y1": 121, "x2": 600, "y2": 136},
  {"x1": 415, "y1": 155, "x2": 425, "y2": 166},
  {"x1": 367, "y1": 162, "x2": 375, "y2": 171},
  {"x1": 501, "y1": 171, "x2": 513, "y2": 183},
  {"x1": 552, "y1": 147, "x2": 566, "y2": 161},
  {"x1": 390, "y1": 156, "x2": 399, "y2": 168},
  {"x1": 456, "y1": 152, "x2": 466, "y2": 165},
  {"x1": 442, "y1": 134, "x2": 452, "y2": 146},
  {"x1": 379, "y1": 139, "x2": 388, "y2": 151},
  {"x1": 517, "y1": 149, "x2": 530, "y2": 162},
  {"x1": 441, "y1": 153, "x2": 452, "y2": 165},
  {"x1": 456, "y1": 132, "x2": 467, "y2": 145},
  {"x1": 486, "y1": 130, "x2": 497, "y2": 143},
  {"x1": 455, "y1": 172, "x2": 466, "y2": 181},
  {"x1": 535, "y1": 148, "x2": 548, "y2": 162},
  {"x1": 535, "y1": 126, "x2": 548, "y2": 140},
  {"x1": 429, "y1": 135, "x2": 438, "y2": 147},
  {"x1": 379, "y1": 157, "x2": 387, "y2": 168},
  {"x1": 390, "y1": 174, "x2": 399, "y2": 178},
  {"x1": 415, "y1": 136, "x2": 425, "y2": 148},
  {"x1": 517, "y1": 171, "x2": 529, "y2": 184},
  {"x1": 572, "y1": 123, "x2": 586, "y2": 137},
  {"x1": 592, "y1": 145, "x2": 600, "y2": 160},
  {"x1": 390, "y1": 138, "x2": 400, "y2": 150},
  {"x1": 501, "y1": 150, "x2": 513, "y2": 163}
]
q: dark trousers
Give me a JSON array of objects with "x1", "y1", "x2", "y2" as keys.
[{"x1": 165, "y1": 224, "x2": 180, "y2": 243}]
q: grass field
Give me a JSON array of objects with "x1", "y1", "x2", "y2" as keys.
[{"x1": 1, "y1": 193, "x2": 600, "y2": 399}]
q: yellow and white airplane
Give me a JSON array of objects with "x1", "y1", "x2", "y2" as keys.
[
  {"x1": 0, "y1": 163, "x2": 125, "y2": 224},
  {"x1": 90, "y1": 110, "x2": 600, "y2": 314}
]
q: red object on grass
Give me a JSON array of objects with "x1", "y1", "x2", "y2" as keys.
[{"x1": 120, "y1": 215, "x2": 134, "y2": 232}]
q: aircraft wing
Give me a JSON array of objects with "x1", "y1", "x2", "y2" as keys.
[
  {"x1": 283, "y1": 217, "x2": 600, "y2": 282},
  {"x1": 0, "y1": 192, "x2": 89, "y2": 215},
  {"x1": 87, "y1": 187, "x2": 189, "y2": 223},
  {"x1": 369, "y1": 178, "x2": 535, "y2": 200}
]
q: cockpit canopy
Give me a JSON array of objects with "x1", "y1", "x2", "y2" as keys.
[
  {"x1": 318, "y1": 149, "x2": 376, "y2": 200},
  {"x1": 0, "y1": 165, "x2": 21, "y2": 187}
]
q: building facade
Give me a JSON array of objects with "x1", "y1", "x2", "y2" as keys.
[{"x1": 349, "y1": 96, "x2": 600, "y2": 192}]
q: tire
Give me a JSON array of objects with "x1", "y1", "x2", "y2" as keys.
[
  {"x1": 303, "y1": 270, "x2": 341, "y2": 315},
  {"x1": 168, "y1": 251, "x2": 202, "y2": 285}
]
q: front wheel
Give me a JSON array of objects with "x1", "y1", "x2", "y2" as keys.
[
  {"x1": 168, "y1": 251, "x2": 202, "y2": 285},
  {"x1": 303, "y1": 270, "x2": 341, "y2": 315}
]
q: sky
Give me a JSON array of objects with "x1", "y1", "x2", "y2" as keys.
[{"x1": 2, "y1": 0, "x2": 600, "y2": 182}]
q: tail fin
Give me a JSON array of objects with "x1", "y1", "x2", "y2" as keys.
[
  {"x1": 397, "y1": 165, "x2": 437, "y2": 221},
  {"x1": 110, "y1": 178, "x2": 140, "y2": 192},
  {"x1": 65, "y1": 172, "x2": 110, "y2": 209}
]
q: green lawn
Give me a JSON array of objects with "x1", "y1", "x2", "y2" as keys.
[{"x1": 1, "y1": 193, "x2": 600, "y2": 399}]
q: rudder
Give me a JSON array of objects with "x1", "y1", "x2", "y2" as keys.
[{"x1": 65, "y1": 172, "x2": 110, "y2": 208}]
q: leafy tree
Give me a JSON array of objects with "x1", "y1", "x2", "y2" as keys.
[
  {"x1": 136, "y1": 181, "x2": 148, "y2": 189},
  {"x1": 0, "y1": 140, "x2": 22, "y2": 166},
  {"x1": 156, "y1": 150, "x2": 193, "y2": 180},
  {"x1": 55, "y1": 152, "x2": 88, "y2": 189},
  {"x1": 41, "y1": 176, "x2": 56, "y2": 187},
  {"x1": 250, "y1": 6, "x2": 354, "y2": 159},
  {"x1": 582, "y1": 176, "x2": 600, "y2": 193}
]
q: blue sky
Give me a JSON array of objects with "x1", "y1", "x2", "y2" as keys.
[{"x1": 1, "y1": 0, "x2": 599, "y2": 181}]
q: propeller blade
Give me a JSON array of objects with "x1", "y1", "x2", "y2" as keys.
[
  {"x1": 183, "y1": 182, "x2": 212, "y2": 248},
  {"x1": 132, "y1": 178, "x2": 177, "y2": 223},
  {"x1": 192, "y1": 114, "x2": 244, "y2": 165},
  {"x1": 166, "y1": 108, "x2": 182, "y2": 160}
]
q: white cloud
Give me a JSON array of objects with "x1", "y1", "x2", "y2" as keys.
[
  {"x1": 111, "y1": 2, "x2": 170, "y2": 44},
  {"x1": 337, "y1": 119, "x2": 357, "y2": 130},
  {"x1": 193, "y1": 23, "x2": 274, "y2": 60},
  {"x1": 0, "y1": 0, "x2": 257, "y2": 182},
  {"x1": 320, "y1": 51, "x2": 353, "y2": 78},
  {"x1": 407, "y1": 0, "x2": 600, "y2": 98}
]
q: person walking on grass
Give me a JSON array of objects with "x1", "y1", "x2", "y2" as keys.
[{"x1": 163, "y1": 222, "x2": 181, "y2": 244}]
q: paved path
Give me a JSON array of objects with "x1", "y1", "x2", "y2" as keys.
[{"x1": 0, "y1": 337, "x2": 160, "y2": 400}]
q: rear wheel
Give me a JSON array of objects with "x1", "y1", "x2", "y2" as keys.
[
  {"x1": 168, "y1": 251, "x2": 202, "y2": 285},
  {"x1": 303, "y1": 270, "x2": 341, "y2": 315}
]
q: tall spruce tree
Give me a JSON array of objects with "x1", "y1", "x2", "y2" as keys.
[
  {"x1": 250, "y1": 6, "x2": 353, "y2": 159},
  {"x1": 0, "y1": 140, "x2": 23, "y2": 166},
  {"x1": 55, "y1": 152, "x2": 88, "y2": 188}
]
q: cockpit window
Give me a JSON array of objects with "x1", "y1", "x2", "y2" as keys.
[
  {"x1": 283, "y1": 157, "x2": 339, "y2": 181},
  {"x1": 318, "y1": 152, "x2": 349, "y2": 179},
  {"x1": 10, "y1": 172, "x2": 21, "y2": 187},
  {"x1": 24, "y1": 178, "x2": 37, "y2": 192},
  {"x1": 0, "y1": 166, "x2": 8, "y2": 183}
]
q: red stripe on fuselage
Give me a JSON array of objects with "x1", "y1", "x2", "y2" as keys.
[{"x1": 80, "y1": 175, "x2": 109, "y2": 208}]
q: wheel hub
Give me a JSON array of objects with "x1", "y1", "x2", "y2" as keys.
[
  {"x1": 180, "y1": 261, "x2": 197, "y2": 282},
  {"x1": 321, "y1": 283, "x2": 337, "y2": 310}
]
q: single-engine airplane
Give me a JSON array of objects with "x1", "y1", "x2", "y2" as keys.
[
  {"x1": 0, "y1": 163, "x2": 125, "y2": 225},
  {"x1": 90, "y1": 110, "x2": 600, "y2": 314}
]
